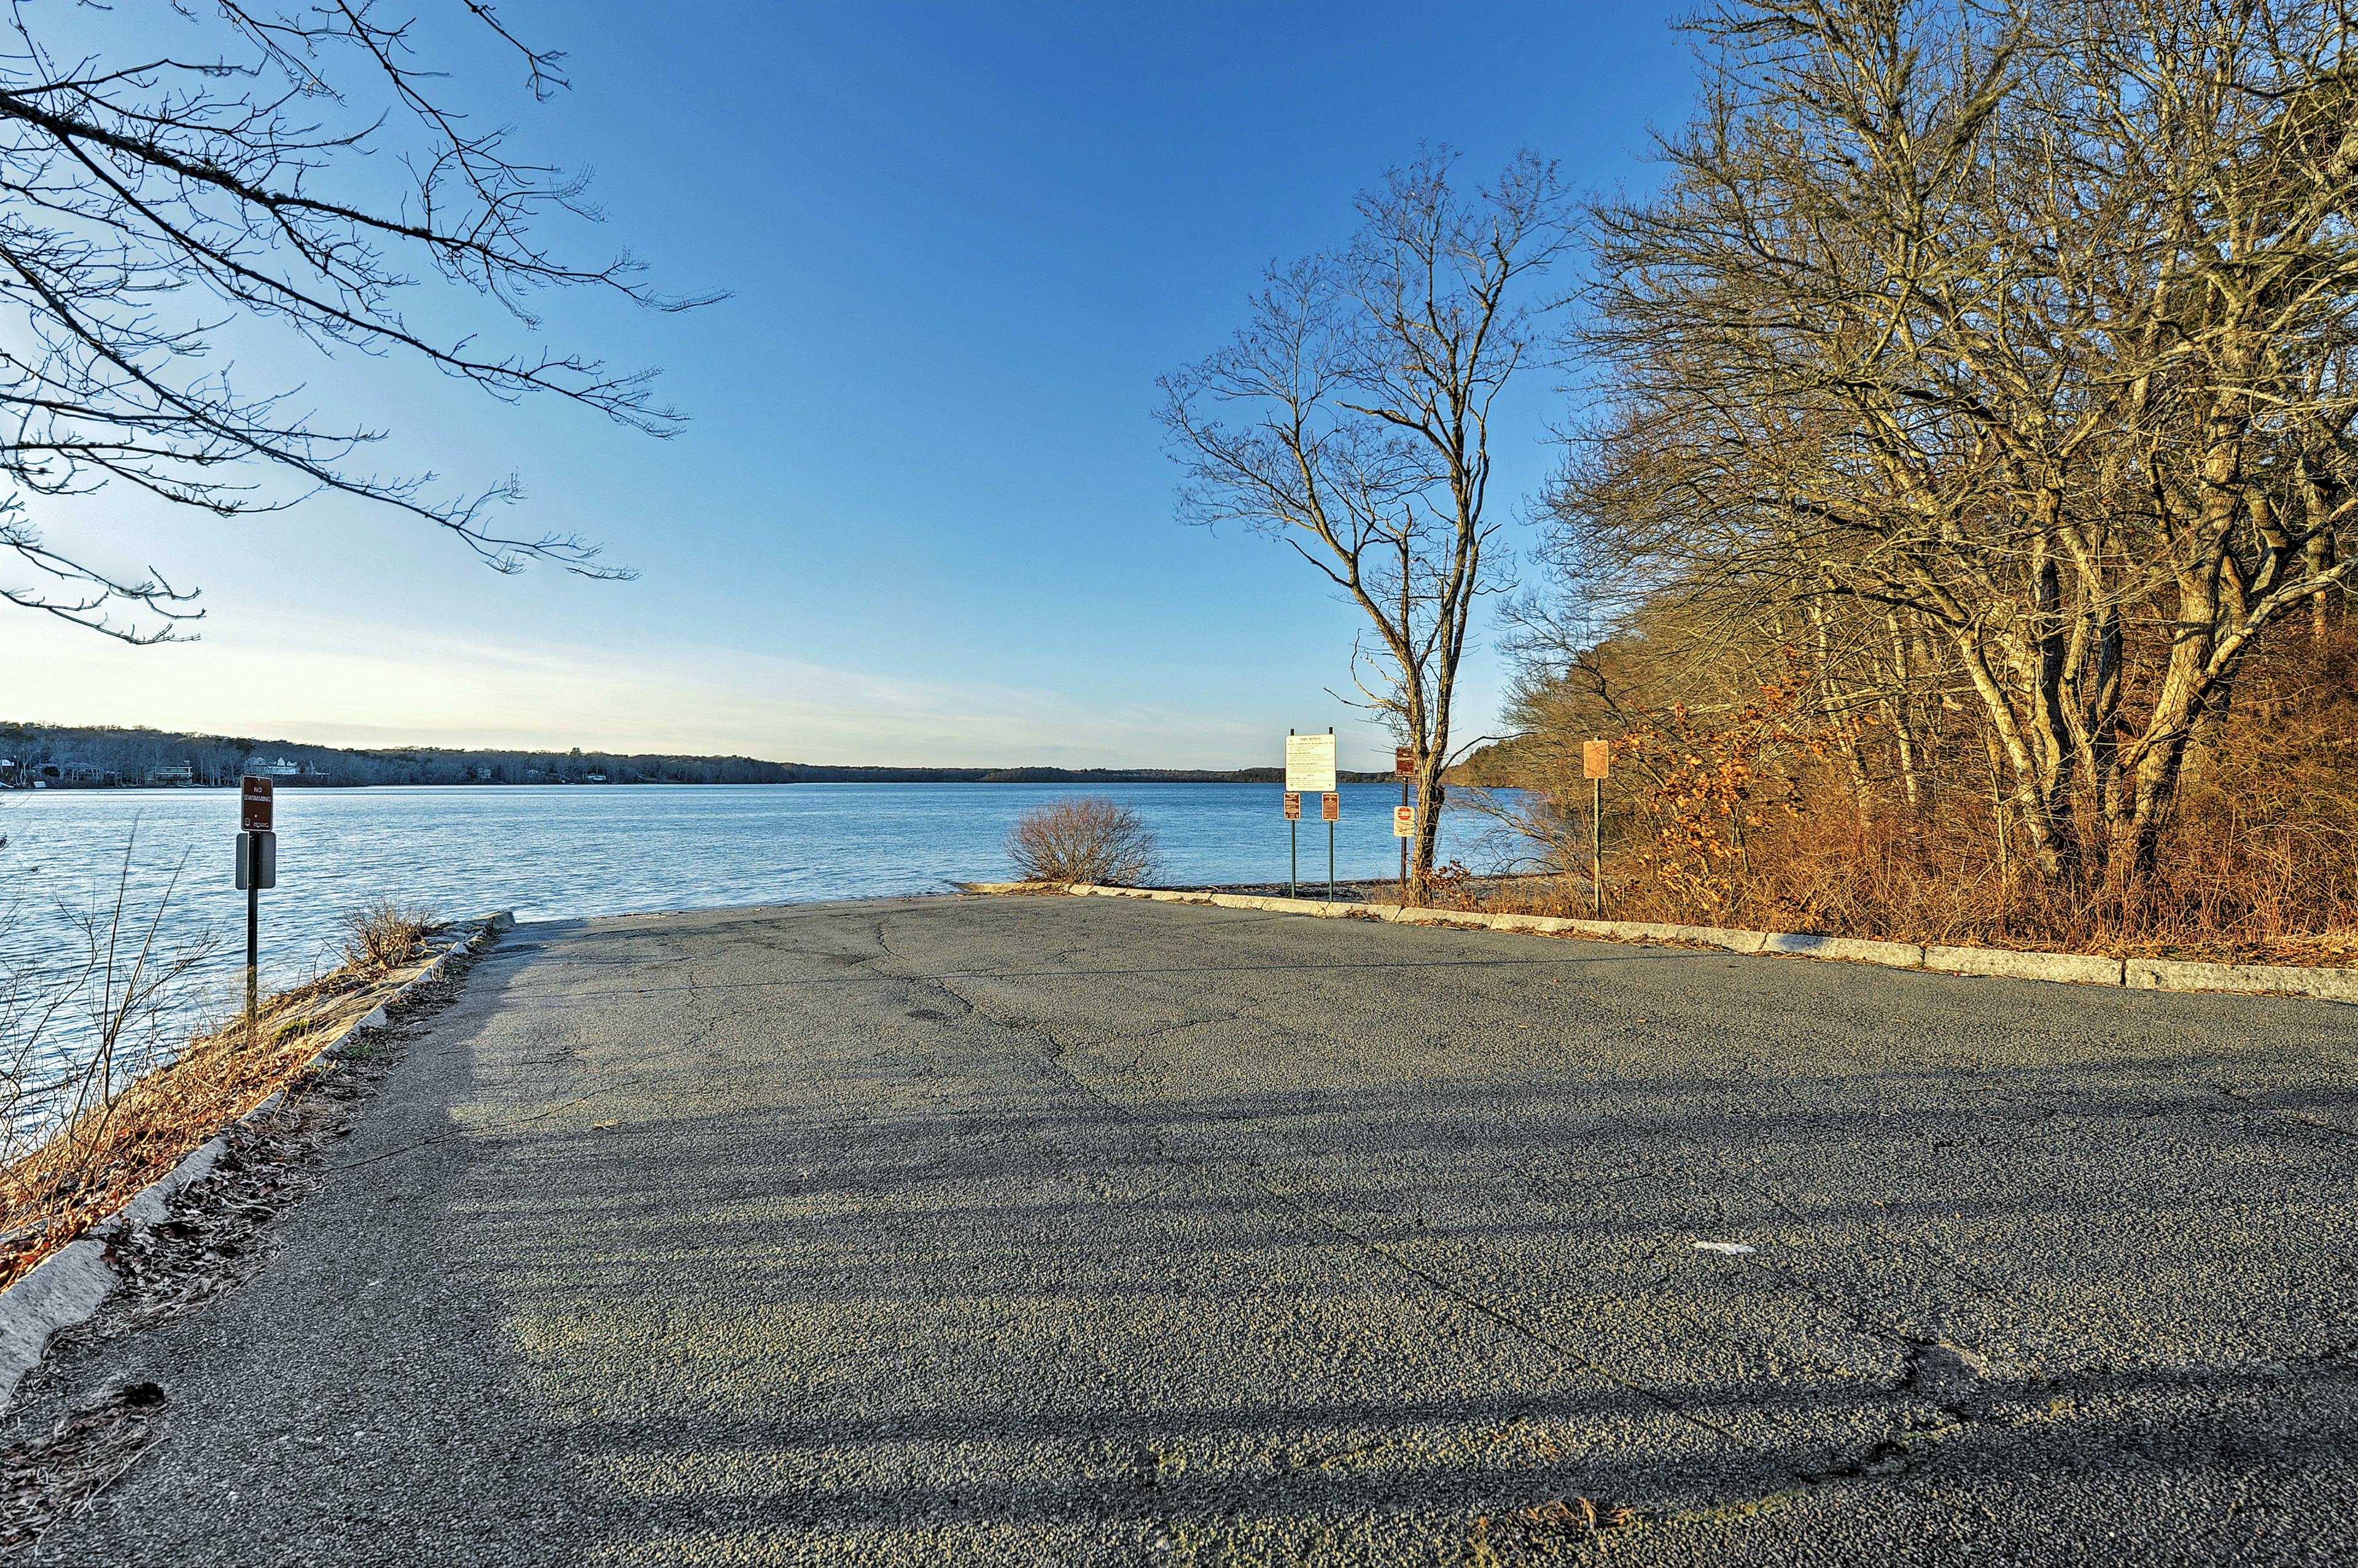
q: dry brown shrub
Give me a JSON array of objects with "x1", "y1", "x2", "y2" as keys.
[
  {"x1": 1489, "y1": 626, "x2": 2358, "y2": 962},
  {"x1": 1423, "y1": 860, "x2": 1485, "y2": 910},
  {"x1": 338, "y1": 898, "x2": 441, "y2": 972},
  {"x1": 1005, "y1": 797, "x2": 1160, "y2": 886}
]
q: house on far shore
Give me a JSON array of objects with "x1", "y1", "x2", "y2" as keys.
[
  {"x1": 244, "y1": 756, "x2": 330, "y2": 780},
  {"x1": 145, "y1": 764, "x2": 195, "y2": 786}
]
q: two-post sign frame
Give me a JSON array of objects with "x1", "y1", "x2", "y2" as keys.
[{"x1": 1283, "y1": 731, "x2": 1340, "y2": 902}]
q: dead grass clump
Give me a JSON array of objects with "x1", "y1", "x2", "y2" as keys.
[
  {"x1": 0, "y1": 1381, "x2": 166, "y2": 1548},
  {"x1": 1005, "y1": 798, "x2": 1161, "y2": 886},
  {"x1": 0, "y1": 938, "x2": 451, "y2": 1291},
  {"x1": 338, "y1": 898, "x2": 442, "y2": 972}
]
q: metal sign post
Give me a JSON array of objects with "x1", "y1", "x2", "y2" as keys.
[
  {"x1": 1583, "y1": 740, "x2": 1610, "y2": 917},
  {"x1": 1284, "y1": 729, "x2": 1337, "y2": 901},
  {"x1": 1394, "y1": 745, "x2": 1414, "y2": 894},
  {"x1": 237, "y1": 776, "x2": 276, "y2": 1028},
  {"x1": 1321, "y1": 786, "x2": 1340, "y2": 902},
  {"x1": 1283, "y1": 788, "x2": 1301, "y2": 898}
]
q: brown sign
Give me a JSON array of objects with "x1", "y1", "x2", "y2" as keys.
[
  {"x1": 1321, "y1": 791, "x2": 1341, "y2": 823},
  {"x1": 240, "y1": 775, "x2": 274, "y2": 831},
  {"x1": 1394, "y1": 746, "x2": 1414, "y2": 777},
  {"x1": 1283, "y1": 791, "x2": 1301, "y2": 821},
  {"x1": 1582, "y1": 740, "x2": 1611, "y2": 780}
]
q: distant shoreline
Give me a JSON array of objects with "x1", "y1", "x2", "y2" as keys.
[
  {"x1": 1, "y1": 722, "x2": 1403, "y2": 790},
  {"x1": 8, "y1": 770, "x2": 1403, "y2": 790}
]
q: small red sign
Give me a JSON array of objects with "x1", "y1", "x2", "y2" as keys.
[
  {"x1": 240, "y1": 775, "x2": 274, "y2": 832},
  {"x1": 1321, "y1": 791, "x2": 1341, "y2": 823},
  {"x1": 1394, "y1": 746, "x2": 1415, "y2": 777},
  {"x1": 1283, "y1": 791, "x2": 1301, "y2": 821}
]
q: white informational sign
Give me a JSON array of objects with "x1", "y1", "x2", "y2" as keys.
[
  {"x1": 1394, "y1": 805, "x2": 1415, "y2": 837},
  {"x1": 1284, "y1": 732, "x2": 1337, "y2": 794}
]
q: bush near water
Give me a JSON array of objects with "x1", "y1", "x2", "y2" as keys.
[{"x1": 1006, "y1": 798, "x2": 1160, "y2": 887}]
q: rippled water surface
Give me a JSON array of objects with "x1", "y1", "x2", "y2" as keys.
[{"x1": 2, "y1": 782, "x2": 1520, "y2": 1019}]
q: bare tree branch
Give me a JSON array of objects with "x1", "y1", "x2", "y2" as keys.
[
  {"x1": 1161, "y1": 147, "x2": 1571, "y2": 899},
  {"x1": 0, "y1": 1, "x2": 719, "y2": 637}
]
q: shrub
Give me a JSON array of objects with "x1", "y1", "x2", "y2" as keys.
[
  {"x1": 1005, "y1": 798, "x2": 1160, "y2": 886},
  {"x1": 338, "y1": 898, "x2": 442, "y2": 972},
  {"x1": 1492, "y1": 623, "x2": 2358, "y2": 960}
]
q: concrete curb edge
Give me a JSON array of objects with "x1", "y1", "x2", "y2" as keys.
[
  {"x1": 0, "y1": 909, "x2": 514, "y2": 1412},
  {"x1": 1043, "y1": 884, "x2": 2351, "y2": 1002}
]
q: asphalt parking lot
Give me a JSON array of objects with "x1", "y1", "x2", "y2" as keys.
[{"x1": 28, "y1": 893, "x2": 2358, "y2": 1565}]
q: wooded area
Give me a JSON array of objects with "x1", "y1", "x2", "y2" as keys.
[{"x1": 1490, "y1": 0, "x2": 2358, "y2": 958}]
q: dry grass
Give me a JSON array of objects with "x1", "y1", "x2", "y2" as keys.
[
  {"x1": 0, "y1": 1381, "x2": 165, "y2": 1548},
  {"x1": 0, "y1": 926, "x2": 454, "y2": 1292},
  {"x1": 1472, "y1": 790, "x2": 2358, "y2": 963},
  {"x1": 338, "y1": 897, "x2": 441, "y2": 972},
  {"x1": 1005, "y1": 797, "x2": 1161, "y2": 886},
  {"x1": 1476, "y1": 623, "x2": 2358, "y2": 965}
]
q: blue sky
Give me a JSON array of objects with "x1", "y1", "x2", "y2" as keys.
[{"x1": 14, "y1": 1, "x2": 1696, "y2": 769}]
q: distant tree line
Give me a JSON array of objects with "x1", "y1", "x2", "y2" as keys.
[{"x1": 0, "y1": 726, "x2": 1379, "y2": 788}]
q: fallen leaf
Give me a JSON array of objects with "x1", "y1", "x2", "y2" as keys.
[{"x1": 590, "y1": 1120, "x2": 621, "y2": 1131}]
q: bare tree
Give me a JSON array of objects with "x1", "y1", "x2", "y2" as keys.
[
  {"x1": 1554, "y1": 0, "x2": 2358, "y2": 893},
  {"x1": 1159, "y1": 149, "x2": 1571, "y2": 900},
  {"x1": 0, "y1": 2, "x2": 718, "y2": 642}
]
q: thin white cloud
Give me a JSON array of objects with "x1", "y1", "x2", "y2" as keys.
[{"x1": 9, "y1": 607, "x2": 1275, "y2": 766}]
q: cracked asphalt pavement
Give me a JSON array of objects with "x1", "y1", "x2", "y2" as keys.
[{"x1": 27, "y1": 894, "x2": 2358, "y2": 1565}]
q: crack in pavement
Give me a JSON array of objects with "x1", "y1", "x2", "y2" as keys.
[
  {"x1": 2214, "y1": 1082, "x2": 2358, "y2": 1144},
  {"x1": 920, "y1": 964, "x2": 1759, "y2": 1457},
  {"x1": 899, "y1": 928, "x2": 2163, "y2": 1519},
  {"x1": 324, "y1": 1077, "x2": 644, "y2": 1172}
]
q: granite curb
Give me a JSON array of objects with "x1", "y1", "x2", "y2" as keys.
[
  {"x1": 0, "y1": 910, "x2": 514, "y2": 1411},
  {"x1": 1029, "y1": 883, "x2": 2353, "y2": 1003}
]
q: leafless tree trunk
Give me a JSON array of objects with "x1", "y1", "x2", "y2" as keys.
[
  {"x1": 1547, "y1": 0, "x2": 2358, "y2": 895},
  {"x1": 1159, "y1": 149, "x2": 1570, "y2": 901}
]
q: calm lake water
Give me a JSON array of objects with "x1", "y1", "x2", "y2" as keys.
[{"x1": 1, "y1": 783, "x2": 1525, "y2": 1071}]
